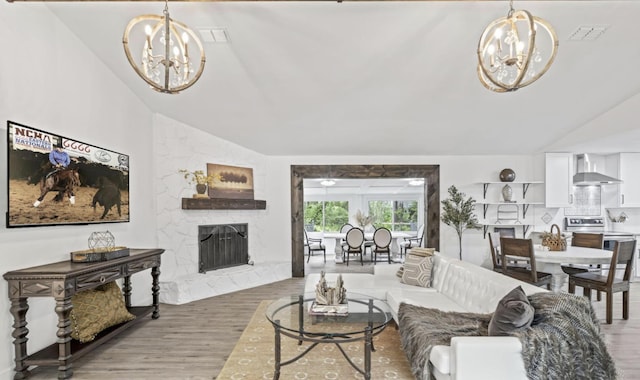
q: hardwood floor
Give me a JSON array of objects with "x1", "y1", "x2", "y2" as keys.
[{"x1": 23, "y1": 255, "x2": 640, "y2": 379}]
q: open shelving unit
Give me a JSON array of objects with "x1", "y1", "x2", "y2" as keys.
[{"x1": 477, "y1": 181, "x2": 544, "y2": 238}]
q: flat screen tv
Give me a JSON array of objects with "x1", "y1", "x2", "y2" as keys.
[{"x1": 6, "y1": 120, "x2": 130, "y2": 228}]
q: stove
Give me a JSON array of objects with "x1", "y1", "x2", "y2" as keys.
[{"x1": 564, "y1": 217, "x2": 635, "y2": 250}]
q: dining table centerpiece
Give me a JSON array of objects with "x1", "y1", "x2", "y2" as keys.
[{"x1": 354, "y1": 209, "x2": 374, "y2": 229}]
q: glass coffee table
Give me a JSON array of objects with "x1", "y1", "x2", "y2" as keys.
[{"x1": 265, "y1": 293, "x2": 392, "y2": 380}]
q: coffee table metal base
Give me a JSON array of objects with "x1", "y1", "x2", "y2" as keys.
[
  {"x1": 268, "y1": 296, "x2": 389, "y2": 380},
  {"x1": 273, "y1": 322, "x2": 376, "y2": 380}
]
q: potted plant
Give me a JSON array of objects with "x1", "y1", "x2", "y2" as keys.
[
  {"x1": 441, "y1": 185, "x2": 481, "y2": 260},
  {"x1": 179, "y1": 169, "x2": 218, "y2": 197}
]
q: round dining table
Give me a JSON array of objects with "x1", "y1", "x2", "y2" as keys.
[
  {"x1": 323, "y1": 231, "x2": 412, "y2": 262},
  {"x1": 534, "y1": 245, "x2": 612, "y2": 292}
]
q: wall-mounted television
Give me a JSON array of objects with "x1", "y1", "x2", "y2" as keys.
[{"x1": 6, "y1": 121, "x2": 130, "y2": 228}]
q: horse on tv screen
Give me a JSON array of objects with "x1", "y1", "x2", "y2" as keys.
[{"x1": 6, "y1": 120, "x2": 130, "y2": 228}]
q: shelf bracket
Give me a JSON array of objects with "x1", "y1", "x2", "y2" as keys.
[
  {"x1": 522, "y1": 183, "x2": 531, "y2": 199},
  {"x1": 483, "y1": 204, "x2": 489, "y2": 219},
  {"x1": 522, "y1": 203, "x2": 530, "y2": 219},
  {"x1": 483, "y1": 183, "x2": 489, "y2": 199}
]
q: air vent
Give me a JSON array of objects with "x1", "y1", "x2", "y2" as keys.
[
  {"x1": 198, "y1": 28, "x2": 230, "y2": 43},
  {"x1": 568, "y1": 25, "x2": 609, "y2": 41}
]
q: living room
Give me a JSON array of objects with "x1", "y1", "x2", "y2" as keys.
[{"x1": 1, "y1": 1, "x2": 640, "y2": 379}]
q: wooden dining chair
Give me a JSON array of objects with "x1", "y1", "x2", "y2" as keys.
[
  {"x1": 568, "y1": 239, "x2": 636, "y2": 324},
  {"x1": 343, "y1": 227, "x2": 365, "y2": 266},
  {"x1": 562, "y1": 232, "x2": 604, "y2": 300},
  {"x1": 372, "y1": 227, "x2": 392, "y2": 264},
  {"x1": 304, "y1": 230, "x2": 326, "y2": 263},
  {"x1": 489, "y1": 233, "x2": 530, "y2": 273},
  {"x1": 488, "y1": 232, "x2": 503, "y2": 272},
  {"x1": 500, "y1": 237, "x2": 552, "y2": 290}
]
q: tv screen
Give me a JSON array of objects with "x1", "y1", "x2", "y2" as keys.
[{"x1": 6, "y1": 120, "x2": 130, "y2": 228}]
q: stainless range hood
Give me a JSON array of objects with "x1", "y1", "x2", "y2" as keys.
[{"x1": 573, "y1": 154, "x2": 622, "y2": 186}]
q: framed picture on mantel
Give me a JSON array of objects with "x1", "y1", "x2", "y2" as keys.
[{"x1": 207, "y1": 163, "x2": 254, "y2": 200}]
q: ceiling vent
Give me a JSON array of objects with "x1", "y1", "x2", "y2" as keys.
[
  {"x1": 198, "y1": 28, "x2": 230, "y2": 43},
  {"x1": 568, "y1": 25, "x2": 609, "y2": 41}
]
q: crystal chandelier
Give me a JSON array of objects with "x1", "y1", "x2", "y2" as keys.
[
  {"x1": 122, "y1": 0, "x2": 206, "y2": 94},
  {"x1": 477, "y1": 0, "x2": 558, "y2": 92}
]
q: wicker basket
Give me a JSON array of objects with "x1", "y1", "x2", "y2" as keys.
[{"x1": 541, "y1": 224, "x2": 567, "y2": 251}]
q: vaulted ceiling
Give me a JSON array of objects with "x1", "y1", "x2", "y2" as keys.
[{"x1": 36, "y1": 0, "x2": 640, "y2": 156}]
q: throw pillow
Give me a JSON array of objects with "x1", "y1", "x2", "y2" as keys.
[
  {"x1": 401, "y1": 254, "x2": 434, "y2": 287},
  {"x1": 488, "y1": 286, "x2": 534, "y2": 336},
  {"x1": 70, "y1": 281, "x2": 136, "y2": 343},
  {"x1": 407, "y1": 247, "x2": 435, "y2": 257}
]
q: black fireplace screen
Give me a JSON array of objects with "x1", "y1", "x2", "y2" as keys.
[{"x1": 198, "y1": 224, "x2": 248, "y2": 273}]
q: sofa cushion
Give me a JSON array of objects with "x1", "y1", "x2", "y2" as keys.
[
  {"x1": 387, "y1": 288, "x2": 464, "y2": 322},
  {"x1": 488, "y1": 286, "x2": 534, "y2": 336},
  {"x1": 401, "y1": 254, "x2": 433, "y2": 287},
  {"x1": 70, "y1": 281, "x2": 135, "y2": 343}
]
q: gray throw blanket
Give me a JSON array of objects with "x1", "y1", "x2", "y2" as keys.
[{"x1": 398, "y1": 292, "x2": 617, "y2": 380}]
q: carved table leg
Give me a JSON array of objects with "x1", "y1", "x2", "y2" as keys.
[
  {"x1": 9, "y1": 298, "x2": 29, "y2": 380},
  {"x1": 55, "y1": 296, "x2": 73, "y2": 380},
  {"x1": 151, "y1": 265, "x2": 161, "y2": 319},
  {"x1": 123, "y1": 275, "x2": 132, "y2": 308}
]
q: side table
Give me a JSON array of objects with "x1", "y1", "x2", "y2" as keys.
[{"x1": 3, "y1": 248, "x2": 164, "y2": 380}]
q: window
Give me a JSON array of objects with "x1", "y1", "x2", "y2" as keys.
[
  {"x1": 304, "y1": 201, "x2": 349, "y2": 232},
  {"x1": 368, "y1": 200, "x2": 418, "y2": 231}
]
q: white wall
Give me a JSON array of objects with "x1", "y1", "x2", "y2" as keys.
[
  {"x1": 0, "y1": 3, "x2": 156, "y2": 379},
  {"x1": 265, "y1": 155, "x2": 550, "y2": 267},
  {"x1": 152, "y1": 114, "x2": 284, "y2": 279}
]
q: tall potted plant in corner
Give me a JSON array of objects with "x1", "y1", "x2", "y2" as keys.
[{"x1": 441, "y1": 185, "x2": 481, "y2": 260}]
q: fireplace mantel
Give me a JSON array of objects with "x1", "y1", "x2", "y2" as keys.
[{"x1": 182, "y1": 198, "x2": 266, "y2": 210}]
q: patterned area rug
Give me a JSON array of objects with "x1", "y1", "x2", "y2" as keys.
[{"x1": 216, "y1": 300, "x2": 414, "y2": 379}]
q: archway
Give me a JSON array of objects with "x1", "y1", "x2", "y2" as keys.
[{"x1": 290, "y1": 164, "x2": 440, "y2": 277}]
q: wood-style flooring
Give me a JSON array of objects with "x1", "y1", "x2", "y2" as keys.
[{"x1": 23, "y1": 254, "x2": 640, "y2": 379}]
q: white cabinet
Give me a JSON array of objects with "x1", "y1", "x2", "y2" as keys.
[
  {"x1": 616, "y1": 153, "x2": 640, "y2": 207},
  {"x1": 545, "y1": 153, "x2": 574, "y2": 207}
]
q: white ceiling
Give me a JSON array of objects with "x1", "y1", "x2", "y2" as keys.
[{"x1": 42, "y1": 1, "x2": 640, "y2": 156}]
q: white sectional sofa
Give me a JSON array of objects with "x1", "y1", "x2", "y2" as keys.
[{"x1": 304, "y1": 251, "x2": 548, "y2": 380}]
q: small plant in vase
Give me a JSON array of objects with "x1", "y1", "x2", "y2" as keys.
[{"x1": 179, "y1": 169, "x2": 218, "y2": 198}]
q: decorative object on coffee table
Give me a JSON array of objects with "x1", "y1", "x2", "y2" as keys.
[
  {"x1": 315, "y1": 271, "x2": 346, "y2": 306},
  {"x1": 499, "y1": 168, "x2": 516, "y2": 182},
  {"x1": 70, "y1": 231, "x2": 130, "y2": 262}
]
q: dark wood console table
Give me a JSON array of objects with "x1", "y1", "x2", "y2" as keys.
[{"x1": 3, "y1": 248, "x2": 164, "y2": 380}]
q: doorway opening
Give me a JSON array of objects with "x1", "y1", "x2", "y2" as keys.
[{"x1": 290, "y1": 164, "x2": 440, "y2": 277}]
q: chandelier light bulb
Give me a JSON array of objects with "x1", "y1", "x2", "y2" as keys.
[
  {"x1": 477, "y1": 0, "x2": 558, "y2": 92},
  {"x1": 122, "y1": 0, "x2": 206, "y2": 94}
]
